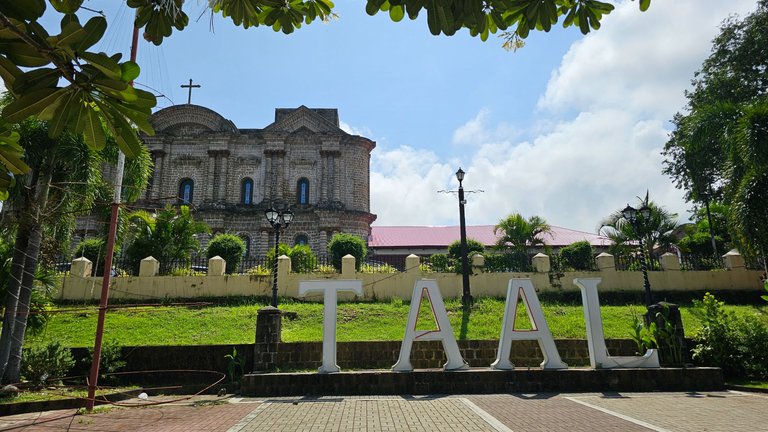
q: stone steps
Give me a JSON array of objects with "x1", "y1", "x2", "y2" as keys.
[{"x1": 241, "y1": 367, "x2": 723, "y2": 396}]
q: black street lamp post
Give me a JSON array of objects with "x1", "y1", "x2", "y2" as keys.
[
  {"x1": 456, "y1": 168, "x2": 472, "y2": 306},
  {"x1": 265, "y1": 207, "x2": 294, "y2": 308},
  {"x1": 622, "y1": 204, "x2": 653, "y2": 306}
]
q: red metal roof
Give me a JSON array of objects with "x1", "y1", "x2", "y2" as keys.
[{"x1": 368, "y1": 225, "x2": 610, "y2": 249}]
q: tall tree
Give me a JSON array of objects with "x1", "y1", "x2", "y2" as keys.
[
  {"x1": 0, "y1": 118, "x2": 97, "y2": 382},
  {"x1": 494, "y1": 212, "x2": 552, "y2": 254},
  {"x1": 598, "y1": 194, "x2": 678, "y2": 258},
  {"x1": 662, "y1": 0, "x2": 768, "y2": 259},
  {"x1": 0, "y1": 0, "x2": 652, "y2": 198}
]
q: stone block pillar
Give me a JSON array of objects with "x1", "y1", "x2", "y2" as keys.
[
  {"x1": 645, "y1": 302, "x2": 686, "y2": 366},
  {"x1": 471, "y1": 254, "x2": 485, "y2": 274},
  {"x1": 341, "y1": 254, "x2": 355, "y2": 277},
  {"x1": 139, "y1": 256, "x2": 159, "y2": 277},
  {"x1": 595, "y1": 253, "x2": 615, "y2": 271},
  {"x1": 208, "y1": 256, "x2": 226, "y2": 276},
  {"x1": 723, "y1": 249, "x2": 745, "y2": 270},
  {"x1": 254, "y1": 306, "x2": 282, "y2": 371},
  {"x1": 532, "y1": 253, "x2": 550, "y2": 273},
  {"x1": 660, "y1": 252, "x2": 680, "y2": 271},
  {"x1": 71, "y1": 257, "x2": 93, "y2": 278},
  {"x1": 405, "y1": 254, "x2": 420, "y2": 274}
]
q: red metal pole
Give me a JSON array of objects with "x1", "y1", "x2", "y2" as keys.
[{"x1": 85, "y1": 22, "x2": 139, "y2": 412}]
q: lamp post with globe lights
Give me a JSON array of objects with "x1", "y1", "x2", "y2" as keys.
[{"x1": 265, "y1": 207, "x2": 294, "y2": 308}]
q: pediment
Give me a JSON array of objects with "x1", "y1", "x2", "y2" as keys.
[{"x1": 265, "y1": 106, "x2": 344, "y2": 134}]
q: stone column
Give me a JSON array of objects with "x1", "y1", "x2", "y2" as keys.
[
  {"x1": 253, "y1": 306, "x2": 282, "y2": 371},
  {"x1": 723, "y1": 249, "x2": 745, "y2": 270},
  {"x1": 341, "y1": 254, "x2": 356, "y2": 277},
  {"x1": 71, "y1": 257, "x2": 93, "y2": 278},
  {"x1": 532, "y1": 253, "x2": 551, "y2": 273},
  {"x1": 660, "y1": 252, "x2": 681, "y2": 271},
  {"x1": 645, "y1": 302, "x2": 686, "y2": 366},
  {"x1": 595, "y1": 252, "x2": 616, "y2": 271},
  {"x1": 220, "y1": 150, "x2": 229, "y2": 202},
  {"x1": 206, "y1": 150, "x2": 218, "y2": 201},
  {"x1": 150, "y1": 149, "x2": 166, "y2": 200},
  {"x1": 320, "y1": 152, "x2": 328, "y2": 202},
  {"x1": 139, "y1": 256, "x2": 159, "y2": 277}
]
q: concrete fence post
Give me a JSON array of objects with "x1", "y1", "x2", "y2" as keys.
[
  {"x1": 208, "y1": 256, "x2": 226, "y2": 276},
  {"x1": 660, "y1": 252, "x2": 680, "y2": 271},
  {"x1": 595, "y1": 252, "x2": 615, "y2": 271},
  {"x1": 532, "y1": 253, "x2": 550, "y2": 273},
  {"x1": 277, "y1": 254, "x2": 291, "y2": 279},
  {"x1": 71, "y1": 257, "x2": 93, "y2": 278},
  {"x1": 139, "y1": 256, "x2": 159, "y2": 277},
  {"x1": 341, "y1": 254, "x2": 355, "y2": 277},
  {"x1": 405, "y1": 254, "x2": 420, "y2": 274},
  {"x1": 722, "y1": 249, "x2": 745, "y2": 270},
  {"x1": 471, "y1": 254, "x2": 485, "y2": 274}
]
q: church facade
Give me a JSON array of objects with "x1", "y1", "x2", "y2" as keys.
[{"x1": 137, "y1": 104, "x2": 377, "y2": 258}]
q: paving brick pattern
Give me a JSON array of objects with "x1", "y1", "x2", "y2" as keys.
[
  {"x1": 567, "y1": 392, "x2": 768, "y2": 432},
  {"x1": 467, "y1": 394, "x2": 651, "y2": 432},
  {"x1": 1, "y1": 391, "x2": 767, "y2": 431},
  {"x1": 228, "y1": 397, "x2": 495, "y2": 432},
  {"x1": 0, "y1": 402, "x2": 258, "y2": 432}
]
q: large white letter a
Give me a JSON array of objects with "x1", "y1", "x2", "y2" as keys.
[{"x1": 392, "y1": 279, "x2": 468, "y2": 372}]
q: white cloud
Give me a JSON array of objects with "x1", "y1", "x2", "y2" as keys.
[
  {"x1": 370, "y1": 0, "x2": 758, "y2": 231},
  {"x1": 452, "y1": 109, "x2": 520, "y2": 147},
  {"x1": 339, "y1": 121, "x2": 373, "y2": 138}
]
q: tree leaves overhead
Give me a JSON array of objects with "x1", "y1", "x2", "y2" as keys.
[
  {"x1": 0, "y1": 1, "x2": 158, "y2": 199},
  {"x1": 365, "y1": 0, "x2": 633, "y2": 43},
  {"x1": 0, "y1": 0, "x2": 651, "y2": 200}
]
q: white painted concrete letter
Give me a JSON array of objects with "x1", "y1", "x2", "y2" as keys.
[
  {"x1": 298, "y1": 280, "x2": 363, "y2": 373},
  {"x1": 392, "y1": 279, "x2": 468, "y2": 371},
  {"x1": 491, "y1": 278, "x2": 567, "y2": 370},
  {"x1": 574, "y1": 278, "x2": 659, "y2": 368}
]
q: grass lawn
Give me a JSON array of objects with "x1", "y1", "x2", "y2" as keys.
[{"x1": 26, "y1": 297, "x2": 768, "y2": 348}]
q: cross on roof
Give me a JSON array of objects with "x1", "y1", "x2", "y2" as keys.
[{"x1": 180, "y1": 78, "x2": 200, "y2": 104}]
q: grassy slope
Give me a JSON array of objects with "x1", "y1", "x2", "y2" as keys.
[{"x1": 26, "y1": 298, "x2": 768, "y2": 348}]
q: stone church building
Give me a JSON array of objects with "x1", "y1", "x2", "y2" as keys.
[{"x1": 137, "y1": 104, "x2": 377, "y2": 258}]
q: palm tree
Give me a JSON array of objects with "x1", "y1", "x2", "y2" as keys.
[
  {"x1": 123, "y1": 205, "x2": 210, "y2": 274},
  {"x1": 0, "y1": 118, "x2": 99, "y2": 382},
  {"x1": 494, "y1": 213, "x2": 552, "y2": 254},
  {"x1": 598, "y1": 193, "x2": 679, "y2": 259}
]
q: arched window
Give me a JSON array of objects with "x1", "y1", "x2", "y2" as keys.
[
  {"x1": 297, "y1": 178, "x2": 309, "y2": 205},
  {"x1": 240, "y1": 235, "x2": 251, "y2": 258},
  {"x1": 178, "y1": 178, "x2": 194, "y2": 205},
  {"x1": 295, "y1": 234, "x2": 309, "y2": 246},
  {"x1": 241, "y1": 178, "x2": 253, "y2": 205}
]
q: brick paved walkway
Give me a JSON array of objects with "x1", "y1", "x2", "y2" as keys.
[{"x1": 0, "y1": 391, "x2": 766, "y2": 431}]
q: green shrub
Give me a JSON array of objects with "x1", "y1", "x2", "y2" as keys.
[
  {"x1": 287, "y1": 244, "x2": 317, "y2": 273},
  {"x1": 246, "y1": 265, "x2": 271, "y2": 276},
  {"x1": 21, "y1": 341, "x2": 75, "y2": 387},
  {"x1": 327, "y1": 233, "x2": 367, "y2": 271},
  {"x1": 558, "y1": 240, "x2": 594, "y2": 271},
  {"x1": 427, "y1": 253, "x2": 454, "y2": 273},
  {"x1": 85, "y1": 340, "x2": 126, "y2": 385},
  {"x1": 206, "y1": 234, "x2": 246, "y2": 274},
  {"x1": 484, "y1": 251, "x2": 529, "y2": 272},
  {"x1": 691, "y1": 293, "x2": 768, "y2": 380},
  {"x1": 359, "y1": 263, "x2": 398, "y2": 273},
  {"x1": 447, "y1": 238, "x2": 485, "y2": 261}
]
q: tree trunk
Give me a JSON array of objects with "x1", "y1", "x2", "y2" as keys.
[
  {"x1": 3, "y1": 224, "x2": 42, "y2": 383},
  {"x1": 0, "y1": 225, "x2": 30, "y2": 381},
  {"x1": 3, "y1": 168, "x2": 52, "y2": 383}
]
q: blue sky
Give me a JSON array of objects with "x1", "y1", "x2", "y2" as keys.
[{"x1": 39, "y1": 0, "x2": 760, "y2": 232}]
